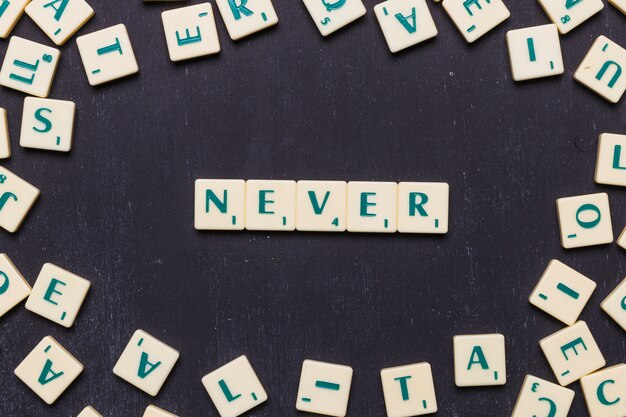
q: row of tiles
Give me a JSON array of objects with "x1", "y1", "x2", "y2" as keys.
[
  {"x1": 2, "y1": 254, "x2": 625, "y2": 414},
  {"x1": 0, "y1": 0, "x2": 626, "y2": 102},
  {"x1": 10, "y1": 329, "x2": 626, "y2": 417}
]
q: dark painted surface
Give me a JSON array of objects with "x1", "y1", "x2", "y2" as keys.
[{"x1": 0, "y1": 1, "x2": 625, "y2": 416}]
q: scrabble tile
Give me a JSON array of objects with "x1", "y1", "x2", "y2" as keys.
[
  {"x1": 0, "y1": 0, "x2": 29, "y2": 38},
  {"x1": 0, "y1": 108, "x2": 10, "y2": 159},
  {"x1": 506, "y1": 24, "x2": 564, "y2": 81},
  {"x1": 374, "y1": 0, "x2": 437, "y2": 53},
  {"x1": 245, "y1": 180, "x2": 296, "y2": 231},
  {"x1": 0, "y1": 166, "x2": 40, "y2": 233},
  {"x1": 347, "y1": 181, "x2": 397, "y2": 233},
  {"x1": 581, "y1": 364, "x2": 626, "y2": 417},
  {"x1": 538, "y1": 0, "x2": 603, "y2": 34},
  {"x1": 26, "y1": 0, "x2": 94, "y2": 45},
  {"x1": 574, "y1": 36, "x2": 626, "y2": 103},
  {"x1": 380, "y1": 362, "x2": 437, "y2": 417},
  {"x1": 202, "y1": 355, "x2": 267, "y2": 417},
  {"x1": 296, "y1": 180, "x2": 347, "y2": 232},
  {"x1": 601, "y1": 277, "x2": 626, "y2": 331},
  {"x1": 529, "y1": 260, "x2": 597, "y2": 325},
  {"x1": 143, "y1": 405, "x2": 179, "y2": 417},
  {"x1": 619, "y1": 226, "x2": 626, "y2": 250},
  {"x1": 397, "y1": 182, "x2": 448, "y2": 234},
  {"x1": 14, "y1": 336, "x2": 83, "y2": 404},
  {"x1": 296, "y1": 360, "x2": 353, "y2": 416},
  {"x1": 595, "y1": 133, "x2": 626, "y2": 186},
  {"x1": 162, "y1": 3, "x2": 221, "y2": 62},
  {"x1": 453, "y1": 333, "x2": 506, "y2": 387},
  {"x1": 539, "y1": 321, "x2": 606, "y2": 386},
  {"x1": 78, "y1": 406, "x2": 103, "y2": 417},
  {"x1": 25, "y1": 263, "x2": 91, "y2": 327},
  {"x1": 195, "y1": 179, "x2": 245, "y2": 230},
  {"x1": 20, "y1": 97, "x2": 76, "y2": 152},
  {"x1": 511, "y1": 375, "x2": 575, "y2": 417},
  {"x1": 442, "y1": 0, "x2": 510, "y2": 43},
  {"x1": 609, "y1": 0, "x2": 626, "y2": 14},
  {"x1": 556, "y1": 193, "x2": 613, "y2": 249},
  {"x1": 302, "y1": 0, "x2": 366, "y2": 37},
  {"x1": 0, "y1": 253, "x2": 31, "y2": 318},
  {"x1": 214, "y1": 0, "x2": 278, "y2": 41},
  {"x1": 0, "y1": 36, "x2": 60, "y2": 97},
  {"x1": 113, "y1": 329, "x2": 180, "y2": 396},
  {"x1": 76, "y1": 24, "x2": 139, "y2": 86}
]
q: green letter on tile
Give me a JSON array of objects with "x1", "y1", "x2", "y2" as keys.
[
  {"x1": 394, "y1": 8, "x2": 417, "y2": 34},
  {"x1": 360, "y1": 192, "x2": 376, "y2": 217},
  {"x1": 206, "y1": 190, "x2": 227, "y2": 213},
  {"x1": 409, "y1": 192, "x2": 429, "y2": 216},
  {"x1": 228, "y1": 0, "x2": 253, "y2": 20},
  {"x1": 138, "y1": 352, "x2": 161, "y2": 378},
  {"x1": 467, "y1": 346, "x2": 489, "y2": 370},
  {"x1": 0, "y1": 271, "x2": 8, "y2": 295},
  {"x1": 308, "y1": 191, "x2": 330, "y2": 215},
  {"x1": 43, "y1": 0, "x2": 69, "y2": 21},
  {"x1": 613, "y1": 145, "x2": 626, "y2": 170},
  {"x1": 258, "y1": 190, "x2": 275, "y2": 214},
  {"x1": 394, "y1": 375, "x2": 412, "y2": 401},
  {"x1": 219, "y1": 379, "x2": 242, "y2": 402},
  {"x1": 597, "y1": 379, "x2": 619, "y2": 405},
  {"x1": 575, "y1": 204, "x2": 601, "y2": 229},
  {"x1": 33, "y1": 108, "x2": 53, "y2": 133},
  {"x1": 560, "y1": 337, "x2": 587, "y2": 360},
  {"x1": 43, "y1": 278, "x2": 66, "y2": 305},
  {"x1": 38, "y1": 359, "x2": 64, "y2": 385}
]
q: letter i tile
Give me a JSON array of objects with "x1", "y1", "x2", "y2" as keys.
[
  {"x1": 14, "y1": 336, "x2": 84, "y2": 404},
  {"x1": 113, "y1": 330, "x2": 180, "y2": 396},
  {"x1": 25, "y1": 263, "x2": 91, "y2": 328}
]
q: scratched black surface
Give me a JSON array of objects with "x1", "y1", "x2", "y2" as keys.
[{"x1": 0, "y1": 0, "x2": 625, "y2": 416}]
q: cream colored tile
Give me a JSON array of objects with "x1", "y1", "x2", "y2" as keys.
[
  {"x1": 0, "y1": 253, "x2": 30, "y2": 318},
  {"x1": 556, "y1": 192, "x2": 613, "y2": 249},
  {"x1": 20, "y1": 97, "x2": 76, "y2": 152},
  {"x1": 511, "y1": 375, "x2": 575, "y2": 417},
  {"x1": 296, "y1": 359, "x2": 353, "y2": 416},
  {"x1": 296, "y1": 180, "x2": 346, "y2": 232},
  {"x1": 195, "y1": 179, "x2": 245, "y2": 230},
  {"x1": 215, "y1": 0, "x2": 277, "y2": 40},
  {"x1": 25, "y1": 0, "x2": 94, "y2": 45},
  {"x1": 162, "y1": 3, "x2": 220, "y2": 62},
  {"x1": 0, "y1": 165, "x2": 40, "y2": 233},
  {"x1": 453, "y1": 333, "x2": 506, "y2": 387},
  {"x1": 380, "y1": 362, "x2": 437, "y2": 416},
  {"x1": 574, "y1": 36, "x2": 626, "y2": 103}
]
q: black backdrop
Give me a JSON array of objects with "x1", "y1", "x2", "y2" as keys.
[{"x1": 0, "y1": 0, "x2": 625, "y2": 416}]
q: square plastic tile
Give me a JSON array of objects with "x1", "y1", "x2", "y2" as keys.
[
  {"x1": 113, "y1": 329, "x2": 180, "y2": 396},
  {"x1": 347, "y1": 181, "x2": 397, "y2": 233},
  {"x1": 380, "y1": 362, "x2": 437, "y2": 416},
  {"x1": 0, "y1": 0, "x2": 29, "y2": 38},
  {"x1": 539, "y1": 321, "x2": 606, "y2": 386},
  {"x1": 202, "y1": 355, "x2": 267, "y2": 417},
  {"x1": 14, "y1": 336, "x2": 83, "y2": 404},
  {"x1": 529, "y1": 259, "x2": 597, "y2": 325},
  {"x1": 76, "y1": 24, "x2": 139, "y2": 86},
  {"x1": 538, "y1": 0, "x2": 603, "y2": 34},
  {"x1": 296, "y1": 180, "x2": 347, "y2": 232},
  {"x1": 296, "y1": 359, "x2": 353, "y2": 416},
  {"x1": 511, "y1": 375, "x2": 575, "y2": 417},
  {"x1": 601, "y1": 277, "x2": 626, "y2": 331},
  {"x1": 78, "y1": 406, "x2": 103, "y2": 417},
  {"x1": 245, "y1": 180, "x2": 296, "y2": 231},
  {"x1": 0, "y1": 253, "x2": 31, "y2": 318},
  {"x1": 581, "y1": 364, "x2": 626, "y2": 417},
  {"x1": 453, "y1": 333, "x2": 506, "y2": 387},
  {"x1": 195, "y1": 179, "x2": 245, "y2": 230},
  {"x1": 0, "y1": 166, "x2": 40, "y2": 233},
  {"x1": 143, "y1": 405, "x2": 179, "y2": 417},
  {"x1": 215, "y1": 0, "x2": 278, "y2": 40},
  {"x1": 595, "y1": 133, "x2": 626, "y2": 186},
  {"x1": 609, "y1": 0, "x2": 626, "y2": 14},
  {"x1": 20, "y1": 97, "x2": 76, "y2": 152},
  {"x1": 442, "y1": 0, "x2": 510, "y2": 43},
  {"x1": 556, "y1": 192, "x2": 613, "y2": 249},
  {"x1": 397, "y1": 182, "x2": 448, "y2": 233},
  {"x1": 574, "y1": 36, "x2": 626, "y2": 103},
  {"x1": 0, "y1": 36, "x2": 60, "y2": 97},
  {"x1": 374, "y1": 0, "x2": 438, "y2": 53},
  {"x1": 506, "y1": 24, "x2": 563, "y2": 81},
  {"x1": 162, "y1": 3, "x2": 220, "y2": 62},
  {"x1": 25, "y1": 263, "x2": 91, "y2": 327},
  {"x1": 302, "y1": 0, "x2": 366, "y2": 37},
  {"x1": 0, "y1": 108, "x2": 10, "y2": 159},
  {"x1": 26, "y1": 0, "x2": 94, "y2": 45}
]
